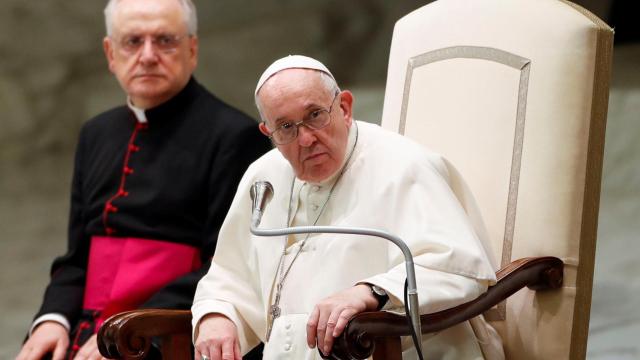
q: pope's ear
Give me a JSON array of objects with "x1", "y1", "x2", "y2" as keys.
[
  {"x1": 259, "y1": 122, "x2": 271, "y2": 137},
  {"x1": 338, "y1": 90, "x2": 354, "y2": 123}
]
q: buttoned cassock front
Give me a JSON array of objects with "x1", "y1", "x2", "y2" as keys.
[
  {"x1": 33, "y1": 78, "x2": 272, "y2": 348},
  {"x1": 193, "y1": 121, "x2": 503, "y2": 359}
]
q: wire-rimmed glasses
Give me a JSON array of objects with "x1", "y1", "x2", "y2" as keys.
[
  {"x1": 114, "y1": 33, "x2": 189, "y2": 55},
  {"x1": 267, "y1": 92, "x2": 340, "y2": 145}
]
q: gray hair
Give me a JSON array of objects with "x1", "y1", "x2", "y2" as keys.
[
  {"x1": 255, "y1": 70, "x2": 340, "y2": 122},
  {"x1": 104, "y1": 0, "x2": 198, "y2": 36}
]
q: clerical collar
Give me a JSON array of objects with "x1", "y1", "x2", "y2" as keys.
[
  {"x1": 127, "y1": 99, "x2": 147, "y2": 123},
  {"x1": 126, "y1": 77, "x2": 200, "y2": 125}
]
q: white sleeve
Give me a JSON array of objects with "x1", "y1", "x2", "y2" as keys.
[
  {"x1": 362, "y1": 266, "x2": 489, "y2": 314},
  {"x1": 191, "y1": 172, "x2": 263, "y2": 354},
  {"x1": 359, "y1": 150, "x2": 496, "y2": 313},
  {"x1": 30, "y1": 313, "x2": 71, "y2": 336}
]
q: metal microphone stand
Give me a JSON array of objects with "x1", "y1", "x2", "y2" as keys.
[{"x1": 250, "y1": 181, "x2": 423, "y2": 355}]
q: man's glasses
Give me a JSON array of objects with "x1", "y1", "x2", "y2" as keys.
[
  {"x1": 115, "y1": 34, "x2": 188, "y2": 55},
  {"x1": 267, "y1": 92, "x2": 340, "y2": 145}
]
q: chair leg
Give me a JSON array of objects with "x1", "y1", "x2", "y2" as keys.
[{"x1": 372, "y1": 336, "x2": 402, "y2": 360}]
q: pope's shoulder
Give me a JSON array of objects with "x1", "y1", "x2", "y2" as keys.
[{"x1": 355, "y1": 120, "x2": 447, "y2": 168}]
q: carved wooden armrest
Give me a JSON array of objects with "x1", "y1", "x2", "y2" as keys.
[
  {"x1": 98, "y1": 309, "x2": 192, "y2": 360},
  {"x1": 97, "y1": 257, "x2": 562, "y2": 360},
  {"x1": 328, "y1": 256, "x2": 564, "y2": 359}
]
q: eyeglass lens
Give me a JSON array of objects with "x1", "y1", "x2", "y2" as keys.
[
  {"x1": 271, "y1": 93, "x2": 340, "y2": 145},
  {"x1": 118, "y1": 34, "x2": 184, "y2": 54}
]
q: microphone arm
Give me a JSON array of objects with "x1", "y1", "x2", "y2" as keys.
[{"x1": 249, "y1": 181, "x2": 423, "y2": 353}]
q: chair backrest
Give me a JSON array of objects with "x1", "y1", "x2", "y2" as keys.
[{"x1": 380, "y1": 0, "x2": 612, "y2": 358}]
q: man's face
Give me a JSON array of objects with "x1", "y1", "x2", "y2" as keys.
[
  {"x1": 258, "y1": 69, "x2": 353, "y2": 183},
  {"x1": 103, "y1": 0, "x2": 198, "y2": 109}
]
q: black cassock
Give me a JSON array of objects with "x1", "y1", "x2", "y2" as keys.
[{"x1": 33, "y1": 77, "x2": 271, "y2": 358}]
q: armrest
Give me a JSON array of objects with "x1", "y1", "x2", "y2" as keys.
[
  {"x1": 97, "y1": 257, "x2": 563, "y2": 360},
  {"x1": 328, "y1": 256, "x2": 563, "y2": 359},
  {"x1": 98, "y1": 309, "x2": 192, "y2": 360}
]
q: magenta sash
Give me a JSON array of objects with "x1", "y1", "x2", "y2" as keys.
[{"x1": 83, "y1": 236, "x2": 202, "y2": 327}]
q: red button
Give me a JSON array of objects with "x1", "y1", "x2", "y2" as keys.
[
  {"x1": 124, "y1": 167, "x2": 134, "y2": 175},
  {"x1": 129, "y1": 144, "x2": 140, "y2": 152}
]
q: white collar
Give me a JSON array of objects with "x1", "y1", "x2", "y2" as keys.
[{"x1": 127, "y1": 98, "x2": 148, "y2": 123}]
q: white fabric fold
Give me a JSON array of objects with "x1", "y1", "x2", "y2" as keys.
[{"x1": 192, "y1": 121, "x2": 501, "y2": 358}]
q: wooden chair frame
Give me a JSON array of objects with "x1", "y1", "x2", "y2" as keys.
[{"x1": 98, "y1": 256, "x2": 563, "y2": 360}]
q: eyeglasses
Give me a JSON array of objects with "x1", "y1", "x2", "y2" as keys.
[
  {"x1": 267, "y1": 92, "x2": 341, "y2": 145},
  {"x1": 115, "y1": 34, "x2": 188, "y2": 55}
]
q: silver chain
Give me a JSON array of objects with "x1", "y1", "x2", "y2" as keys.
[{"x1": 266, "y1": 123, "x2": 359, "y2": 340}]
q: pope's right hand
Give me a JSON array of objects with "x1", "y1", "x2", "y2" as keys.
[
  {"x1": 15, "y1": 321, "x2": 69, "y2": 360},
  {"x1": 194, "y1": 313, "x2": 241, "y2": 360}
]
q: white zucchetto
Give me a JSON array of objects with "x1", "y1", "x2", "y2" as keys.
[{"x1": 255, "y1": 55, "x2": 335, "y2": 96}]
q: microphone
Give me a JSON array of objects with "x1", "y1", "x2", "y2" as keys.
[
  {"x1": 249, "y1": 180, "x2": 423, "y2": 355},
  {"x1": 250, "y1": 181, "x2": 274, "y2": 228}
]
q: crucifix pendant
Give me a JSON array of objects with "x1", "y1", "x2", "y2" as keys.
[
  {"x1": 266, "y1": 286, "x2": 283, "y2": 341},
  {"x1": 271, "y1": 304, "x2": 281, "y2": 319},
  {"x1": 266, "y1": 304, "x2": 281, "y2": 341}
]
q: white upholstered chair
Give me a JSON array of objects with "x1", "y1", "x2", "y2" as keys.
[
  {"x1": 97, "y1": 1, "x2": 613, "y2": 359},
  {"x1": 365, "y1": 0, "x2": 612, "y2": 358}
]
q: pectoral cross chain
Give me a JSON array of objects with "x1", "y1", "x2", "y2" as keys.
[{"x1": 266, "y1": 284, "x2": 283, "y2": 340}]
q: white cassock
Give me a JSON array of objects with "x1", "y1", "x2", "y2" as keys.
[{"x1": 192, "y1": 121, "x2": 504, "y2": 359}]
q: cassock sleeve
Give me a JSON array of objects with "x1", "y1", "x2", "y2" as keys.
[
  {"x1": 34, "y1": 125, "x2": 90, "y2": 327},
  {"x1": 191, "y1": 168, "x2": 265, "y2": 355},
  {"x1": 142, "y1": 123, "x2": 272, "y2": 311},
  {"x1": 359, "y1": 151, "x2": 496, "y2": 314}
]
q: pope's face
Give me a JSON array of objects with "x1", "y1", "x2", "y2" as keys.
[
  {"x1": 258, "y1": 69, "x2": 353, "y2": 183},
  {"x1": 103, "y1": 0, "x2": 198, "y2": 109}
]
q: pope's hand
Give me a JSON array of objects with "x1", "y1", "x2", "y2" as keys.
[
  {"x1": 195, "y1": 314, "x2": 241, "y2": 360},
  {"x1": 15, "y1": 321, "x2": 69, "y2": 360},
  {"x1": 306, "y1": 284, "x2": 379, "y2": 356}
]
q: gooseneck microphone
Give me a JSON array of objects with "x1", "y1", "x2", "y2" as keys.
[
  {"x1": 249, "y1": 181, "x2": 423, "y2": 355},
  {"x1": 250, "y1": 181, "x2": 274, "y2": 228}
]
